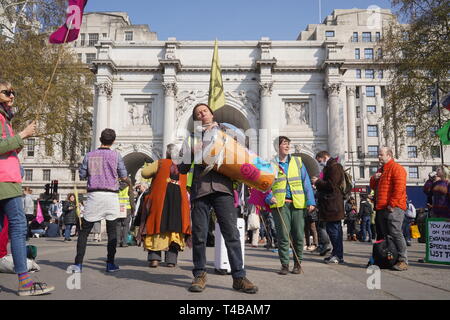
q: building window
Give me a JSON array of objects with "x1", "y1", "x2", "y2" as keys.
[
  {"x1": 355, "y1": 48, "x2": 360, "y2": 59},
  {"x1": 77, "y1": 53, "x2": 82, "y2": 62},
  {"x1": 357, "y1": 146, "x2": 363, "y2": 159},
  {"x1": 380, "y1": 86, "x2": 386, "y2": 98},
  {"x1": 364, "y1": 48, "x2": 374, "y2": 59},
  {"x1": 366, "y1": 86, "x2": 376, "y2": 97},
  {"x1": 365, "y1": 69, "x2": 375, "y2": 79},
  {"x1": 375, "y1": 32, "x2": 381, "y2": 41},
  {"x1": 378, "y1": 70, "x2": 384, "y2": 79},
  {"x1": 71, "y1": 169, "x2": 76, "y2": 182},
  {"x1": 86, "y1": 53, "x2": 96, "y2": 64},
  {"x1": 356, "y1": 69, "x2": 361, "y2": 79},
  {"x1": 359, "y1": 166, "x2": 365, "y2": 179},
  {"x1": 102, "y1": 33, "x2": 107, "y2": 38},
  {"x1": 88, "y1": 33, "x2": 99, "y2": 47},
  {"x1": 352, "y1": 32, "x2": 358, "y2": 42},
  {"x1": 367, "y1": 105, "x2": 376, "y2": 113},
  {"x1": 368, "y1": 145, "x2": 379, "y2": 158},
  {"x1": 125, "y1": 31, "x2": 134, "y2": 41},
  {"x1": 43, "y1": 169, "x2": 51, "y2": 181},
  {"x1": 368, "y1": 125, "x2": 378, "y2": 137},
  {"x1": 369, "y1": 166, "x2": 378, "y2": 176},
  {"x1": 26, "y1": 139, "x2": 35, "y2": 157},
  {"x1": 362, "y1": 32, "x2": 372, "y2": 42},
  {"x1": 377, "y1": 48, "x2": 383, "y2": 59},
  {"x1": 24, "y1": 169, "x2": 33, "y2": 181},
  {"x1": 408, "y1": 146, "x2": 418, "y2": 158},
  {"x1": 356, "y1": 126, "x2": 361, "y2": 138},
  {"x1": 80, "y1": 33, "x2": 85, "y2": 46},
  {"x1": 431, "y1": 146, "x2": 441, "y2": 158},
  {"x1": 325, "y1": 31, "x2": 335, "y2": 38},
  {"x1": 356, "y1": 106, "x2": 360, "y2": 118},
  {"x1": 409, "y1": 166, "x2": 419, "y2": 179},
  {"x1": 406, "y1": 126, "x2": 416, "y2": 137}
]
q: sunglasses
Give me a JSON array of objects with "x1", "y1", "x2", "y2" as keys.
[{"x1": 0, "y1": 90, "x2": 16, "y2": 97}]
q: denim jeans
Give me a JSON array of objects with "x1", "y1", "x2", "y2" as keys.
[
  {"x1": 326, "y1": 220, "x2": 344, "y2": 260},
  {"x1": 64, "y1": 223, "x2": 74, "y2": 239},
  {"x1": 191, "y1": 192, "x2": 245, "y2": 279},
  {"x1": 0, "y1": 196, "x2": 28, "y2": 274},
  {"x1": 317, "y1": 220, "x2": 330, "y2": 249},
  {"x1": 360, "y1": 216, "x2": 372, "y2": 241},
  {"x1": 402, "y1": 216, "x2": 414, "y2": 242},
  {"x1": 148, "y1": 243, "x2": 179, "y2": 265},
  {"x1": 75, "y1": 218, "x2": 117, "y2": 265}
]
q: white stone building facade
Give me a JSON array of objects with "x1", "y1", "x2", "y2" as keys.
[{"x1": 18, "y1": 9, "x2": 448, "y2": 207}]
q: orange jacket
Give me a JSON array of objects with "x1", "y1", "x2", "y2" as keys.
[{"x1": 370, "y1": 159, "x2": 407, "y2": 211}]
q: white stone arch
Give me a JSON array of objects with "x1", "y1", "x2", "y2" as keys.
[
  {"x1": 114, "y1": 143, "x2": 160, "y2": 184},
  {"x1": 175, "y1": 98, "x2": 258, "y2": 143}
]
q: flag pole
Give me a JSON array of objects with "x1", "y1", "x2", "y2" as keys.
[{"x1": 436, "y1": 80, "x2": 445, "y2": 165}]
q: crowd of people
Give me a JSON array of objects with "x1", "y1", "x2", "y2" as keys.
[{"x1": 1, "y1": 80, "x2": 449, "y2": 297}]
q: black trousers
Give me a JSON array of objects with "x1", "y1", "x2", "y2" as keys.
[{"x1": 75, "y1": 218, "x2": 117, "y2": 265}]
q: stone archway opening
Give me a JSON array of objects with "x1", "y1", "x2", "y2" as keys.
[
  {"x1": 186, "y1": 104, "x2": 257, "y2": 150},
  {"x1": 123, "y1": 152, "x2": 153, "y2": 185}
]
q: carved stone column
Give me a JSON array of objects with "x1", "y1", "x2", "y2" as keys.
[
  {"x1": 162, "y1": 82, "x2": 177, "y2": 157},
  {"x1": 94, "y1": 82, "x2": 112, "y2": 149},
  {"x1": 259, "y1": 81, "x2": 273, "y2": 159},
  {"x1": 346, "y1": 86, "x2": 357, "y2": 158},
  {"x1": 326, "y1": 83, "x2": 341, "y2": 157}
]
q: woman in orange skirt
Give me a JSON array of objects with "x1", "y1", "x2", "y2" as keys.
[{"x1": 141, "y1": 144, "x2": 191, "y2": 268}]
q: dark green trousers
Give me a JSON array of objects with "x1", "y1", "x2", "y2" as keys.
[{"x1": 272, "y1": 203, "x2": 305, "y2": 266}]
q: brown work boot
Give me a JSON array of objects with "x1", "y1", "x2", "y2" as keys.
[
  {"x1": 232, "y1": 277, "x2": 258, "y2": 294},
  {"x1": 292, "y1": 262, "x2": 303, "y2": 274},
  {"x1": 278, "y1": 264, "x2": 289, "y2": 275},
  {"x1": 392, "y1": 261, "x2": 408, "y2": 271},
  {"x1": 189, "y1": 272, "x2": 207, "y2": 292}
]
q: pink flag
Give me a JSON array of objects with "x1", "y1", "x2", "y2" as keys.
[
  {"x1": 49, "y1": 0, "x2": 88, "y2": 44},
  {"x1": 36, "y1": 201, "x2": 44, "y2": 224},
  {"x1": 248, "y1": 188, "x2": 271, "y2": 211}
]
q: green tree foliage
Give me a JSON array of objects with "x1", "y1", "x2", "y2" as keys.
[
  {"x1": 0, "y1": 33, "x2": 94, "y2": 165},
  {"x1": 380, "y1": 0, "x2": 449, "y2": 157}
]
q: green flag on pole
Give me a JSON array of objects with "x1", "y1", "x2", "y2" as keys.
[
  {"x1": 208, "y1": 40, "x2": 225, "y2": 111},
  {"x1": 436, "y1": 120, "x2": 450, "y2": 145}
]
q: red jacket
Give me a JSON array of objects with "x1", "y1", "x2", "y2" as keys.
[
  {"x1": 370, "y1": 159, "x2": 407, "y2": 211},
  {"x1": 0, "y1": 216, "x2": 8, "y2": 258}
]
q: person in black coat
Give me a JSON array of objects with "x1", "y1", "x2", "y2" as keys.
[{"x1": 62, "y1": 194, "x2": 78, "y2": 241}]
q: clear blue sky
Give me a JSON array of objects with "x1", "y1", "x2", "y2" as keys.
[{"x1": 85, "y1": 0, "x2": 395, "y2": 41}]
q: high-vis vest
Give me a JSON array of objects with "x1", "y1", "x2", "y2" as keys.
[
  {"x1": 270, "y1": 156, "x2": 306, "y2": 209},
  {"x1": 186, "y1": 135, "x2": 200, "y2": 188},
  {"x1": 0, "y1": 112, "x2": 21, "y2": 183},
  {"x1": 118, "y1": 187, "x2": 131, "y2": 209}
]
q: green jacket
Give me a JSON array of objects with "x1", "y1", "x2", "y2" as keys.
[{"x1": 0, "y1": 107, "x2": 25, "y2": 201}]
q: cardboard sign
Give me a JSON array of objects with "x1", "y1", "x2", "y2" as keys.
[
  {"x1": 425, "y1": 218, "x2": 450, "y2": 265},
  {"x1": 118, "y1": 203, "x2": 127, "y2": 219}
]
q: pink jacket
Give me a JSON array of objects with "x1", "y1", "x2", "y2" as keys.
[{"x1": 0, "y1": 112, "x2": 22, "y2": 183}]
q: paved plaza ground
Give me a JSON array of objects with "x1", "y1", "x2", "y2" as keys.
[{"x1": 1, "y1": 234, "x2": 449, "y2": 301}]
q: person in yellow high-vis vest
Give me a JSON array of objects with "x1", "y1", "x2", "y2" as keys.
[
  {"x1": 117, "y1": 179, "x2": 135, "y2": 247},
  {"x1": 265, "y1": 136, "x2": 316, "y2": 275}
]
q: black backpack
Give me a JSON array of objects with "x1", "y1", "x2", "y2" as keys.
[{"x1": 370, "y1": 236, "x2": 399, "y2": 269}]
